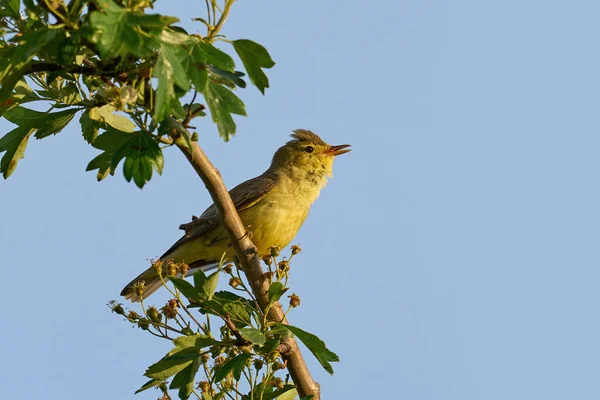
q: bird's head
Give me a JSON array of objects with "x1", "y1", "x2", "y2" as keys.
[{"x1": 269, "y1": 129, "x2": 351, "y2": 180}]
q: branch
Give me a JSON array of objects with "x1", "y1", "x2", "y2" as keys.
[{"x1": 174, "y1": 139, "x2": 321, "y2": 400}]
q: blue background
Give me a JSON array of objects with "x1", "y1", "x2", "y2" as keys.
[{"x1": 2, "y1": 1, "x2": 599, "y2": 399}]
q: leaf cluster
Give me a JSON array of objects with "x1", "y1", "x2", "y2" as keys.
[
  {"x1": 0, "y1": 0, "x2": 275, "y2": 186},
  {"x1": 110, "y1": 248, "x2": 338, "y2": 400}
]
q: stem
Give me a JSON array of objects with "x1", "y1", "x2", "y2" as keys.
[{"x1": 174, "y1": 140, "x2": 321, "y2": 399}]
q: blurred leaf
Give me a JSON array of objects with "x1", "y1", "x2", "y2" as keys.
[
  {"x1": 3, "y1": 106, "x2": 78, "y2": 139},
  {"x1": 58, "y1": 83, "x2": 81, "y2": 105},
  {"x1": 89, "y1": 0, "x2": 178, "y2": 58},
  {"x1": 145, "y1": 358, "x2": 194, "y2": 380},
  {"x1": 203, "y1": 82, "x2": 246, "y2": 141},
  {"x1": 134, "y1": 378, "x2": 163, "y2": 394},
  {"x1": 267, "y1": 282, "x2": 288, "y2": 305},
  {"x1": 0, "y1": 126, "x2": 35, "y2": 178},
  {"x1": 203, "y1": 270, "x2": 219, "y2": 300},
  {"x1": 260, "y1": 339, "x2": 280, "y2": 355},
  {"x1": 232, "y1": 39, "x2": 275, "y2": 94},
  {"x1": 278, "y1": 325, "x2": 339, "y2": 375},
  {"x1": 238, "y1": 327, "x2": 266, "y2": 345},
  {"x1": 264, "y1": 386, "x2": 297, "y2": 400},
  {"x1": 208, "y1": 66, "x2": 246, "y2": 88},
  {"x1": 80, "y1": 110, "x2": 99, "y2": 144},
  {"x1": 213, "y1": 353, "x2": 252, "y2": 383},
  {"x1": 0, "y1": 29, "x2": 61, "y2": 105},
  {"x1": 169, "y1": 360, "x2": 200, "y2": 400},
  {"x1": 3, "y1": 0, "x2": 20, "y2": 18},
  {"x1": 89, "y1": 105, "x2": 135, "y2": 132},
  {"x1": 169, "y1": 276, "x2": 203, "y2": 302}
]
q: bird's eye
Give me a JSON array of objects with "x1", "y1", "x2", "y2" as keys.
[{"x1": 304, "y1": 146, "x2": 314, "y2": 153}]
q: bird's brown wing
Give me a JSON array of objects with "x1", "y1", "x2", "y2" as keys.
[{"x1": 160, "y1": 174, "x2": 277, "y2": 259}]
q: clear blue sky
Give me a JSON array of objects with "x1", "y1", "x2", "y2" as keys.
[{"x1": 2, "y1": 1, "x2": 600, "y2": 399}]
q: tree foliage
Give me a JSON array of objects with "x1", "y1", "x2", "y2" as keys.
[
  {"x1": 0, "y1": 0, "x2": 274, "y2": 185},
  {"x1": 0, "y1": 1, "x2": 337, "y2": 398}
]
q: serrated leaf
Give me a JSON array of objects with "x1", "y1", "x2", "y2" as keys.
[
  {"x1": 145, "y1": 358, "x2": 194, "y2": 380},
  {"x1": 89, "y1": 0, "x2": 178, "y2": 58},
  {"x1": 154, "y1": 42, "x2": 189, "y2": 122},
  {"x1": 213, "y1": 353, "x2": 252, "y2": 383},
  {"x1": 58, "y1": 83, "x2": 81, "y2": 105},
  {"x1": 0, "y1": 126, "x2": 35, "y2": 178},
  {"x1": 80, "y1": 110, "x2": 99, "y2": 144},
  {"x1": 169, "y1": 276, "x2": 203, "y2": 302},
  {"x1": 278, "y1": 325, "x2": 339, "y2": 375},
  {"x1": 268, "y1": 282, "x2": 288, "y2": 305},
  {"x1": 106, "y1": 131, "x2": 163, "y2": 188},
  {"x1": 203, "y1": 82, "x2": 246, "y2": 141},
  {"x1": 238, "y1": 327, "x2": 266, "y2": 345},
  {"x1": 232, "y1": 39, "x2": 275, "y2": 94}
]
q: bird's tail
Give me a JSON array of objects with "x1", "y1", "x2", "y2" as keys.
[{"x1": 121, "y1": 260, "x2": 217, "y2": 302}]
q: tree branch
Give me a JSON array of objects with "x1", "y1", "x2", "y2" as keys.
[{"x1": 174, "y1": 139, "x2": 321, "y2": 400}]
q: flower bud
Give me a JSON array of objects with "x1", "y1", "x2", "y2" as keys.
[
  {"x1": 152, "y1": 260, "x2": 163, "y2": 275},
  {"x1": 191, "y1": 132, "x2": 199, "y2": 142},
  {"x1": 270, "y1": 246, "x2": 280, "y2": 257},
  {"x1": 180, "y1": 262, "x2": 189, "y2": 276},
  {"x1": 166, "y1": 261, "x2": 178, "y2": 276},
  {"x1": 201, "y1": 353, "x2": 210, "y2": 364},
  {"x1": 288, "y1": 293, "x2": 301, "y2": 308},
  {"x1": 253, "y1": 359, "x2": 264, "y2": 371},
  {"x1": 262, "y1": 255, "x2": 272, "y2": 266},
  {"x1": 277, "y1": 260, "x2": 289, "y2": 272},
  {"x1": 223, "y1": 263, "x2": 233, "y2": 274},
  {"x1": 133, "y1": 282, "x2": 145, "y2": 298},
  {"x1": 110, "y1": 302, "x2": 124, "y2": 315},
  {"x1": 229, "y1": 277, "x2": 242, "y2": 288},
  {"x1": 128, "y1": 311, "x2": 140, "y2": 320},
  {"x1": 268, "y1": 351, "x2": 281, "y2": 363},
  {"x1": 147, "y1": 306, "x2": 161, "y2": 323},
  {"x1": 291, "y1": 245, "x2": 301, "y2": 255},
  {"x1": 138, "y1": 319, "x2": 150, "y2": 330}
]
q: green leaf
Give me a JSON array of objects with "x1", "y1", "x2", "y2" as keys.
[
  {"x1": 172, "y1": 334, "x2": 218, "y2": 352},
  {"x1": 3, "y1": 106, "x2": 78, "y2": 139},
  {"x1": 134, "y1": 378, "x2": 163, "y2": 394},
  {"x1": 0, "y1": 126, "x2": 35, "y2": 178},
  {"x1": 58, "y1": 83, "x2": 81, "y2": 105},
  {"x1": 278, "y1": 325, "x2": 339, "y2": 375},
  {"x1": 154, "y1": 42, "x2": 189, "y2": 122},
  {"x1": 169, "y1": 276, "x2": 203, "y2": 302},
  {"x1": 145, "y1": 358, "x2": 194, "y2": 380},
  {"x1": 3, "y1": 0, "x2": 20, "y2": 18},
  {"x1": 106, "y1": 131, "x2": 163, "y2": 188},
  {"x1": 191, "y1": 40, "x2": 235, "y2": 72},
  {"x1": 259, "y1": 339, "x2": 280, "y2": 355},
  {"x1": 213, "y1": 353, "x2": 252, "y2": 383},
  {"x1": 0, "y1": 30, "x2": 61, "y2": 105},
  {"x1": 262, "y1": 385, "x2": 297, "y2": 400},
  {"x1": 208, "y1": 66, "x2": 246, "y2": 88},
  {"x1": 223, "y1": 301, "x2": 252, "y2": 328},
  {"x1": 88, "y1": 0, "x2": 178, "y2": 58},
  {"x1": 203, "y1": 82, "x2": 246, "y2": 141},
  {"x1": 268, "y1": 282, "x2": 288, "y2": 305},
  {"x1": 238, "y1": 327, "x2": 266, "y2": 345},
  {"x1": 193, "y1": 269, "x2": 208, "y2": 292},
  {"x1": 203, "y1": 271, "x2": 219, "y2": 300},
  {"x1": 80, "y1": 110, "x2": 99, "y2": 144},
  {"x1": 169, "y1": 360, "x2": 200, "y2": 400},
  {"x1": 232, "y1": 39, "x2": 275, "y2": 94},
  {"x1": 86, "y1": 127, "x2": 132, "y2": 181},
  {"x1": 88, "y1": 105, "x2": 135, "y2": 132}
]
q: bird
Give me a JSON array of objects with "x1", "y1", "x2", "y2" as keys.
[{"x1": 121, "y1": 129, "x2": 351, "y2": 301}]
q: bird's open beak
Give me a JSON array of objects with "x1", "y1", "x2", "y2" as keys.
[{"x1": 324, "y1": 144, "x2": 352, "y2": 156}]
